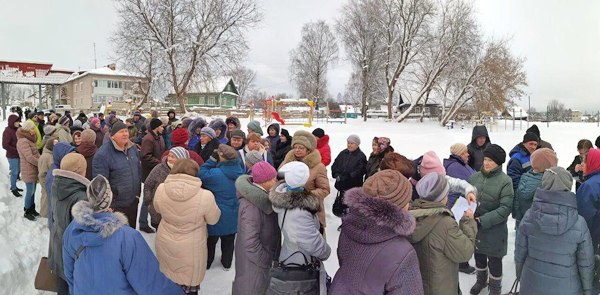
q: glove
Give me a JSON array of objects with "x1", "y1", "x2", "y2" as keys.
[{"x1": 210, "y1": 150, "x2": 220, "y2": 163}]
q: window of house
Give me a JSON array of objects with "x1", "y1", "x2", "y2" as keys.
[
  {"x1": 73, "y1": 84, "x2": 77, "y2": 93},
  {"x1": 414, "y1": 107, "x2": 421, "y2": 113},
  {"x1": 79, "y1": 82, "x2": 83, "y2": 91},
  {"x1": 424, "y1": 107, "x2": 430, "y2": 113},
  {"x1": 208, "y1": 97, "x2": 215, "y2": 105}
]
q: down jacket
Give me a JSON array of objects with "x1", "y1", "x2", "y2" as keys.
[
  {"x1": 315, "y1": 135, "x2": 331, "y2": 166},
  {"x1": 45, "y1": 142, "x2": 76, "y2": 229},
  {"x1": 507, "y1": 143, "x2": 533, "y2": 191},
  {"x1": 16, "y1": 128, "x2": 40, "y2": 183},
  {"x1": 62, "y1": 201, "x2": 184, "y2": 295},
  {"x1": 92, "y1": 140, "x2": 141, "y2": 209},
  {"x1": 154, "y1": 173, "x2": 221, "y2": 287},
  {"x1": 407, "y1": 199, "x2": 477, "y2": 295},
  {"x1": 469, "y1": 165, "x2": 514, "y2": 257},
  {"x1": 143, "y1": 158, "x2": 171, "y2": 225},
  {"x1": 280, "y1": 149, "x2": 330, "y2": 227},
  {"x1": 330, "y1": 188, "x2": 424, "y2": 295},
  {"x1": 513, "y1": 171, "x2": 543, "y2": 224},
  {"x1": 232, "y1": 175, "x2": 280, "y2": 295},
  {"x1": 331, "y1": 148, "x2": 367, "y2": 192},
  {"x1": 516, "y1": 189, "x2": 595, "y2": 295},
  {"x1": 199, "y1": 158, "x2": 245, "y2": 236}
]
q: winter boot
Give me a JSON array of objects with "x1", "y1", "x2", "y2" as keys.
[
  {"x1": 11, "y1": 189, "x2": 22, "y2": 197},
  {"x1": 459, "y1": 262, "x2": 476, "y2": 274},
  {"x1": 470, "y1": 267, "x2": 488, "y2": 295},
  {"x1": 487, "y1": 275, "x2": 501, "y2": 295},
  {"x1": 30, "y1": 206, "x2": 40, "y2": 217},
  {"x1": 24, "y1": 207, "x2": 36, "y2": 221},
  {"x1": 16, "y1": 187, "x2": 23, "y2": 192}
]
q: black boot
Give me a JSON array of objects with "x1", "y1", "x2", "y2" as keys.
[
  {"x1": 30, "y1": 206, "x2": 40, "y2": 217},
  {"x1": 11, "y1": 190, "x2": 22, "y2": 197},
  {"x1": 459, "y1": 262, "x2": 476, "y2": 274},
  {"x1": 140, "y1": 225, "x2": 156, "y2": 234},
  {"x1": 16, "y1": 187, "x2": 23, "y2": 192},
  {"x1": 470, "y1": 268, "x2": 488, "y2": 295},
  {"x1": 488, "y1": 275, "x2": 501, "y2": 295},
  {"x1": 24, "y1": 207, "x2": 36, "y2": 221}
]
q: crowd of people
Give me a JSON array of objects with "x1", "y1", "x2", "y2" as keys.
[{"x1": 3, "y1": 107, "x2": 600, "y2": 295}]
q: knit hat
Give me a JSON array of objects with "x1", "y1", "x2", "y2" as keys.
[
  {"x1": 90, "y1": 117, "x2": 100, "y2": 126},
  {"x1": 252, "y1": 161, "x2": 277, "y2": 183},
  {"x1": 347, "y1": 134, "x2": 361, "y2": 146},
  {"x1": 292, "y1": 130, "x2": 317, "y2": 151},
  {"x1": 279, "y1": 162, "x2": 310, "y2": 189},
  {"x1": 87, "y1": 175, "x2": 113, "y2": 212},
  {"x1": 542, "y1": 167, "x2": 573, "y2": 191},
  {"x1": 230, "y1": 129, "x2": 245, "y2": 139},
  {"x1": 483, "y1": 144, "x2": 507, "y2": 165},
  {"x1": 58, "y1": 115, "x2": 70, "y2": 126},
  {"x1": 526, "y1": 124, "x2": 541, "y2": 138},
  {"x1": 150, "y1": 118, "x2": 162, "y2": 131},
  {"x1": 280, "y1": 129, "x2": 291, "y2": 140},
  {"x1": 246, "y1": 150, "x2": 263, "y2": 166},
  {"x1": 218, "y1": 144, "x2": 238, "y2": 160},
  {"x1": 450, "y1": 143, "x2": 468, "y2": 156},
  {"x1": 43, "y1": 125, "x2": 57, "y2": 136},
  {"x1": 22, "y1": 120, "x2": 35, "y2": 131},
  {"x1": 530, "y1": 148, "x2": 558, "y2": 172},
  {"x1": 169, "y1": 146, "x2": 190, "y2": 159},
  {"x1": 247, "y1": 120, "x2": 263, "y2": 136},
  {"x1": 201, "y1": 127, "x2": 216, "y2": 139},
  {"x1": 523, "y1": 132, "x2": 539, "y2": 144},
  {"x1": 170, "y1": 128, "x2": 189, "y2": 145},
  {"x1": 312, "y1": 128, "x2": 325, "y2": 138},
  {"x1": 420, "y1": 151, "x2": 446, "y2": 176},
  {"x1": 416, "y1": 172, "x2": 450, "y2": 203},
  {"x1": 60, "y1": 153, "x2": 87, "y2": 176},
  {"x1": 73, "y1": 120, "x2": 83, "y2": 129},
  {"x1": 110, "y1": 121, "x2": 127, "y2": 136},
  {"x1": 81, "y1": 129, "x2": 96, "y2": 143},
  {"x1": 363, "y1": 170, "x2": 413, "y2": 208}
]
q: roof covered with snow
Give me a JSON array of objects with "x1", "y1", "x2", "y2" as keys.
[
  {"x1": 191, "y1": 76, "x2": 235, "y2": 93},
  {"x1": 65, "y1": 66, "x2": 145, "y2": 83}
]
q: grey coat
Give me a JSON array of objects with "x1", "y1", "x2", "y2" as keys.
[
  {"x1": 515, "y1": 189, "x2": 595, "y2": 295},
  {"x1": 232, "y1": 175, "x2": 280, "y2": 295},
  {"x1": 143, "y1": 158, "x2": 171, "y2": 225}
]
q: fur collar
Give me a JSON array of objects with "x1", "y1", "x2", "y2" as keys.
[
  {"x1": 71, "y1": 201, "x2": 128, "y2": 238},
  {"x1": 235, "y1": 175, "x2": 273, "y2": 214},
  {"x1": 53, "y1": 169, "x2": 91, "y2": 186},
  {"x1": 269, "y1": 181, "x2": 320, "y2": 214},
  {"x1": 16, "y1": 128, "x2": 37, "y2": 143},
  {"x1": 282, "y1": 149, "x2": 322, "y2": 169}
]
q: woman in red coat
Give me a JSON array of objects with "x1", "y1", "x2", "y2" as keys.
[{"x1": 312, "y1": 128, "x2": 331, "y2": 166}]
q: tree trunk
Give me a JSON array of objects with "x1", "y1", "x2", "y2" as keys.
[
  {"x1": 177, "y1": 93, "x2": 186, "y2": 114},
  {"x1": 387, "y1": 87, "x2": 393, "y2": 120},
  {"x1": 361, "y1": 67, "x2": 368, "y2": 122}
]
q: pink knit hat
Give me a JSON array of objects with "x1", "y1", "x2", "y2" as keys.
[
  {"x1": 90, "y1": 117, "x2": 100, "y2": 125},
  {"x1": 420, "y1": 151, "x2": 446, "y2": 176},
  {"x1": 252, "y1": 161, "x2": 277, "y2": 183}
]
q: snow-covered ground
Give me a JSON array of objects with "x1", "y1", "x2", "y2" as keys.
[{"x1": 1, "y1": 114, "x2": 597, "y2": 294}]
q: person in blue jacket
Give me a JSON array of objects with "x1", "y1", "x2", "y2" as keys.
[
  {"x1": 577, "y1": 148, "x2": 600, "y2": 249},
  {"x1": 187, "y1": 117, "x2": 206, "y2": 150},
  {"x1": 92, "y1": 121, "x2": 141, "y2": 229},
  {"x1": 209, "y1": 118, "x2": 229, "y2": 144},
  {"x1": 507, "y1": 132, "x2": 538, "y2": 191},
  {"x1": 198, "y1": 144, "x2": 245, "y2": 270},
  {"x1": 45, "y1": 142, "x2": 76, "y2": 229},
  {"x1": 62, "y1": 175, "x2": 183, "y2": 295}
]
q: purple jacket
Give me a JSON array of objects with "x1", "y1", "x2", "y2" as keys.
[
  {"x1": 443, "y1": 155, "x2": 476, "y2": 208},
  {"x1": 3, "y1": 115, "x2": 20, "y2": 159},
  {"x1": 330, "y1": 188, "x2": 424, "y2": 295}
]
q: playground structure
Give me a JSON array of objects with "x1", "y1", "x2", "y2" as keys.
[
  {"x1": 326, "y1": 102, "x2": 348, "y2": 124},
  {"x1": 264, "y1": 97, "x2": 314, "y2": 127}
]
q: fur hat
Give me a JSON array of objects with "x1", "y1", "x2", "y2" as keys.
[
  {"x1": 218, "y1": 144, "x2": 238, "y2": 161},
  {"x1": 43, "y1": 125, "x2": 57, "y2": 136},
  {"x1": 246, "y1": 150, "x2": 263, "y2": 166},
  {"x1": 450, "y1": 143, "x2": 468, "y2": 156},
  {"x1": 292, "y1": 130, "x2": 317, "y2": 151},
  {"x1": 363, "y1": 170, "x2": 413, "y2": 209},
  {"x1": 201, "y1": 127, "x2": 216, "y2": 139},
  {"x1": 87, "y1": 175, "x2": 113, "y2": 212},
  {"x1": 110, "y1": 121, "x2": 127, "y2": 137},
  {"x1": 22, "y1": 120, "x2": 36, "y2": 131},
  {"x1": 347, "y1": 134, "x2": 361, "y2": 146},
  {"x1": 542, "y1": 167, "x2": 573, "y2": 191},
  {"x1": 312, "y1": 128, "x2": 325, "y2": 138},
  {"x1": 60, "y1": 153, "x2": 87, "y2": 176},
  {"x1": 252, "y1": 161, "x2": 277, "y2": 183},
  {"x1": 380, "y1": 152, "x2": 416, "y2": 179},
  {"x1": 169, "y1": 146, "x2": 190, "y2": 159},
  {"x1": 483, "y1": 144, "x2": 506, "y2": 165},
  {"x1": 81, "y1": 129, "x2": 96, "y2": 143},
  {"x1": 531, "y1": 148, "x2": 558, "y2": 173},
  {"x1": 416, "y1": 172, "x2": 449, "y2": 203},
  {"x1": 419, "y1": 151, "x2": 446, "y2": 176},
  {"x1": 170, "y1": 128, "x2": 190, "y2": 145},
  {"x1": 150, "y1": 118, "x2": 162, "y2": 131},
  {"x1": 279, "y1": 162, "x2": 310, "y2": 189}
]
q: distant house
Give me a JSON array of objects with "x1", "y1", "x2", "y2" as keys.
[
  {"x1": 505, "y1": 106, "x2": 528, "y2": 120},
  {"x1": 571, "y1": 110, "x2": 582, "y2": 122},
  {"x1": 169, "y1": 77, "x2": 239, "y2": 109},
  {"x1": 397, "y1": 103, "x2": 442, "y2": 118},
  {"x1": 338, "y1": 104, "x2": 360, "y2": 119}
]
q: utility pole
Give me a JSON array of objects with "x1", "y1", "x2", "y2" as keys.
[{"x1": 94, "y1": 43, "x2": 97, "y2": 69}]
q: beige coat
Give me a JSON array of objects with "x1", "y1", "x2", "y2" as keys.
[
  {"x1": 16, "y1": 128, "x2": 40, "y2": 183},
  {"x1": 38, "y1": 147, "x2": 54, "y2": 217},
  {"x1": 280, "y1": 149, "x2": 330, "y2": 227},
  {"x1": 154, "y1": 174, "x2": 221, "y2": 286}
]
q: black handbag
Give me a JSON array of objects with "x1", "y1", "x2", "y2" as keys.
[
  {"x1": 503, "y1": 279, "x2": 519, "y2": 295},
  {"x1": 332, "y1": 191, "x2": 348, "y2": 218}
]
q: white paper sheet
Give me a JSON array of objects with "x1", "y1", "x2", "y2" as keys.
[{"x1": 451, "y1": 197, "x2": 478, "y2": 223}]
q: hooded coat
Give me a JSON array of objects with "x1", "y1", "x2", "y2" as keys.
[
  {"x1": 154, "y1": 173, "x2": 221, "y2": 287},
  {"x1": 225, "y1": 116, "x2": 241, "y2": 140},
  {"x1": 272, "y1": 137, "x2": 292, "y2": 169},
  {"x1": 90, "y1": 125, "x2": 104, "y2": 149},
  {"x1": 315, "y1": 135, "x2": 331, "y2": 166},
  {"x1": 57, "y1": 123, "x2": 73, "y2": 144},
  {"x1": 77, "y1": 141, "x2": 98, "y2": 180},
  {"x1": 48, "y1": 169, "x2": 90, "y2": 280},
  {"x1": 209, "y1": 118, "x2": 229, "y2": 144},
  {"x1": 3, "y1": 114, "x2": 20, "y2": 158},
  {"x1": 187, "y1": 118, "x2": 206, "y2": 150},
  {"x1": 280, "y1": 149, "x2": 330, "y2": 227},
  {"x1": 467, "y1": 126, "x2": 490, "y2": 171},
  {"x1": 507, "y1": 143, "x2": 533, "y2": 191},
  {"x1": 469, "y1": 165, "x2": 514, "y2": 257},
  {"x1": 45, "y1": 142, "x2": 76, "y2": 229},
  {"x1": 62, "y1": 201, "x2": 184, "y2": 295},
  {"x1": 231, "y1": 175, "x2": 280, "y2": 295},
  {"x1": 198, "y1": 158, "x2": 245, "y2": 236},
  {"x1": 331, "y1": 148, "x2": 367, "y2": 192},
  {"x1": 516, "y1": 189, "x2": 594, "y2": 295},
  {"x1": 513, "y1": 171, "x2": 543, "y2": 224},
  {"x1": 266, "y1": 123, "x2": 280, "y2": 154},
  {"x1": 407, "y1": 199, "x2": 477, "y2": 295},
  {"x1": 16, "y1": 128, "x2": 40, "y2": 183},
  {"x1": 143, "y1": 158, "x2": 171, "y2": 225},
  {"x1": 443, "y1": 154, "x2": 476, "y2": 208},
  {"x1": 330, "y1": 188, "x2": 424, "y2": 295}
]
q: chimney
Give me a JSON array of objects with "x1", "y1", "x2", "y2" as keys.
[{"x1": 106, "y1": 63, "x2": 116, "y2": 71}]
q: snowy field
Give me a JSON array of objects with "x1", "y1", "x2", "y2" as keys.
[{"x1": 1, "y1": 114, "x2": 598, "y2": 294}]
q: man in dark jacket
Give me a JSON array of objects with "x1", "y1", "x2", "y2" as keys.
[
  {"x1": 139, "y1": 118, "x2": 166, "y2": 233},
  {"x1": 331, "y1": 134, "x2": 367, "y2": 219},
  {"x1": 526, "y1": 124, "x2": 553, "y2": 150},
  {"x1": 3, "y1": 115, "x2": 22, "y2": 197},
  {"x1": 92, "y1": 121, "x2": 141, "y2": 229},
  {"x1": 36, "y1": 111, "x2": 46, "y2": 139},
  {"x1": 507, "y1": 132, "x2": 538, "y2": 191},
  {"x1": 467, "y1": 125, "x2": 490, "y2": 171}
]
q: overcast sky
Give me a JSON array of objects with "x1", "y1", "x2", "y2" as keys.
[{"x1": 1, "y1": 0, "x2": 599, "y2": 112}]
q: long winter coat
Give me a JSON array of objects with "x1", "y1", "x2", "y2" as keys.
[
  {"x1": 209, "y1": 118, "x2": 229, "y2": 144},
  {"x1": 331, "y1": 148, "x2": 367, "y2": 192},
  {"x1": 443, "y1": 155, "x2": 476, "y2": 208},
  {"x1": 143, "y1": 158, "x2": 171, "y2": 226},
  {"x1": 469, "y1": 165, "x2": 514, "y2": 257},
  {"x1": 467, "y1": 126, "x2": 490, "y2": 171},
  {"x1": 92, "y1": 140, "x2": 141, "y2": 209},
  {"x1": 265, "y1": 123, "x2": 280, "y2": 154},
  {"x1": 16, "y1": 128, "x2": 39, "y2": 183},
  {"x1": 77, "y1": 141, "x2": 98, "y2": 180},
  {"x1": 160, "y1": 142, "x2": 204, "y2": 167},
  {"x1": 365, "y1": 146, "x2": 394, "y2": 179},
  {"x1": 407, "y1": 199, "x2": 477, "y2": 295},
  {"x1": 330, "y1": 188, "x2": 424, "y2": 295},
  {"x1": 516, "y1": 189, "x2": 595, "y2": 295},
  {"x1": 57, "y1": 124, "x2": 73, "y2": 144},
  {"x1": 90, "y1": 125, "x2": 104, "y2": 148},
  {"x1": 141, "y1": 130, "x2": 166, "y2": 182},
  {"x1": 45, "y1": 143, "x2": 76, "y2": 229},
  {"x1": 272, "y1": 138, "x2": 291, "y2": 169},
  {"x1": 280, "y1": 149, "x2": 330, "y2": 227},
  {"x1": 513, "y1": 171, "x2": 543, "y2": 224},
  {"x1": 62, "y1": 201, "x2": 184, "y2": 295},
  {"x1": 194, "y1": 137, "x2": 221, "y2": 163},
  {"x1": 269, "y1": 181, "x2": 331, "y2": 266},
  {"x1": 577, "y1": 169, "x2": 600, "y2": 248},
  {"x1": 154, "y1": 173, "x2": 221, "y2": 287},
  {"x1": 507, "y1": 143, "x2": 533, "y2": 191},
  {"x1": 3, "y1": 114, "x2": 19, "y2": 158},
  {"x1": 38, "y1": 146, "x2": 54, "y2": 217},
  {"x1": 199, "y1": 158, "x2": 245, "y2": 236},
  {"x1": 232, "y1": 175, "x2": 280, "y2": 295},
  {"x1": 48, "y1": 169, "x2": 90, "y2": 280},
  {"x1": 315, "y1": 135, "x2": 331, "y2": 166}
]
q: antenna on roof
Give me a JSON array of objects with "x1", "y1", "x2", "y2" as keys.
[{"x1": 93, "y1": 42, "x2": 97, "y2": 69}]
